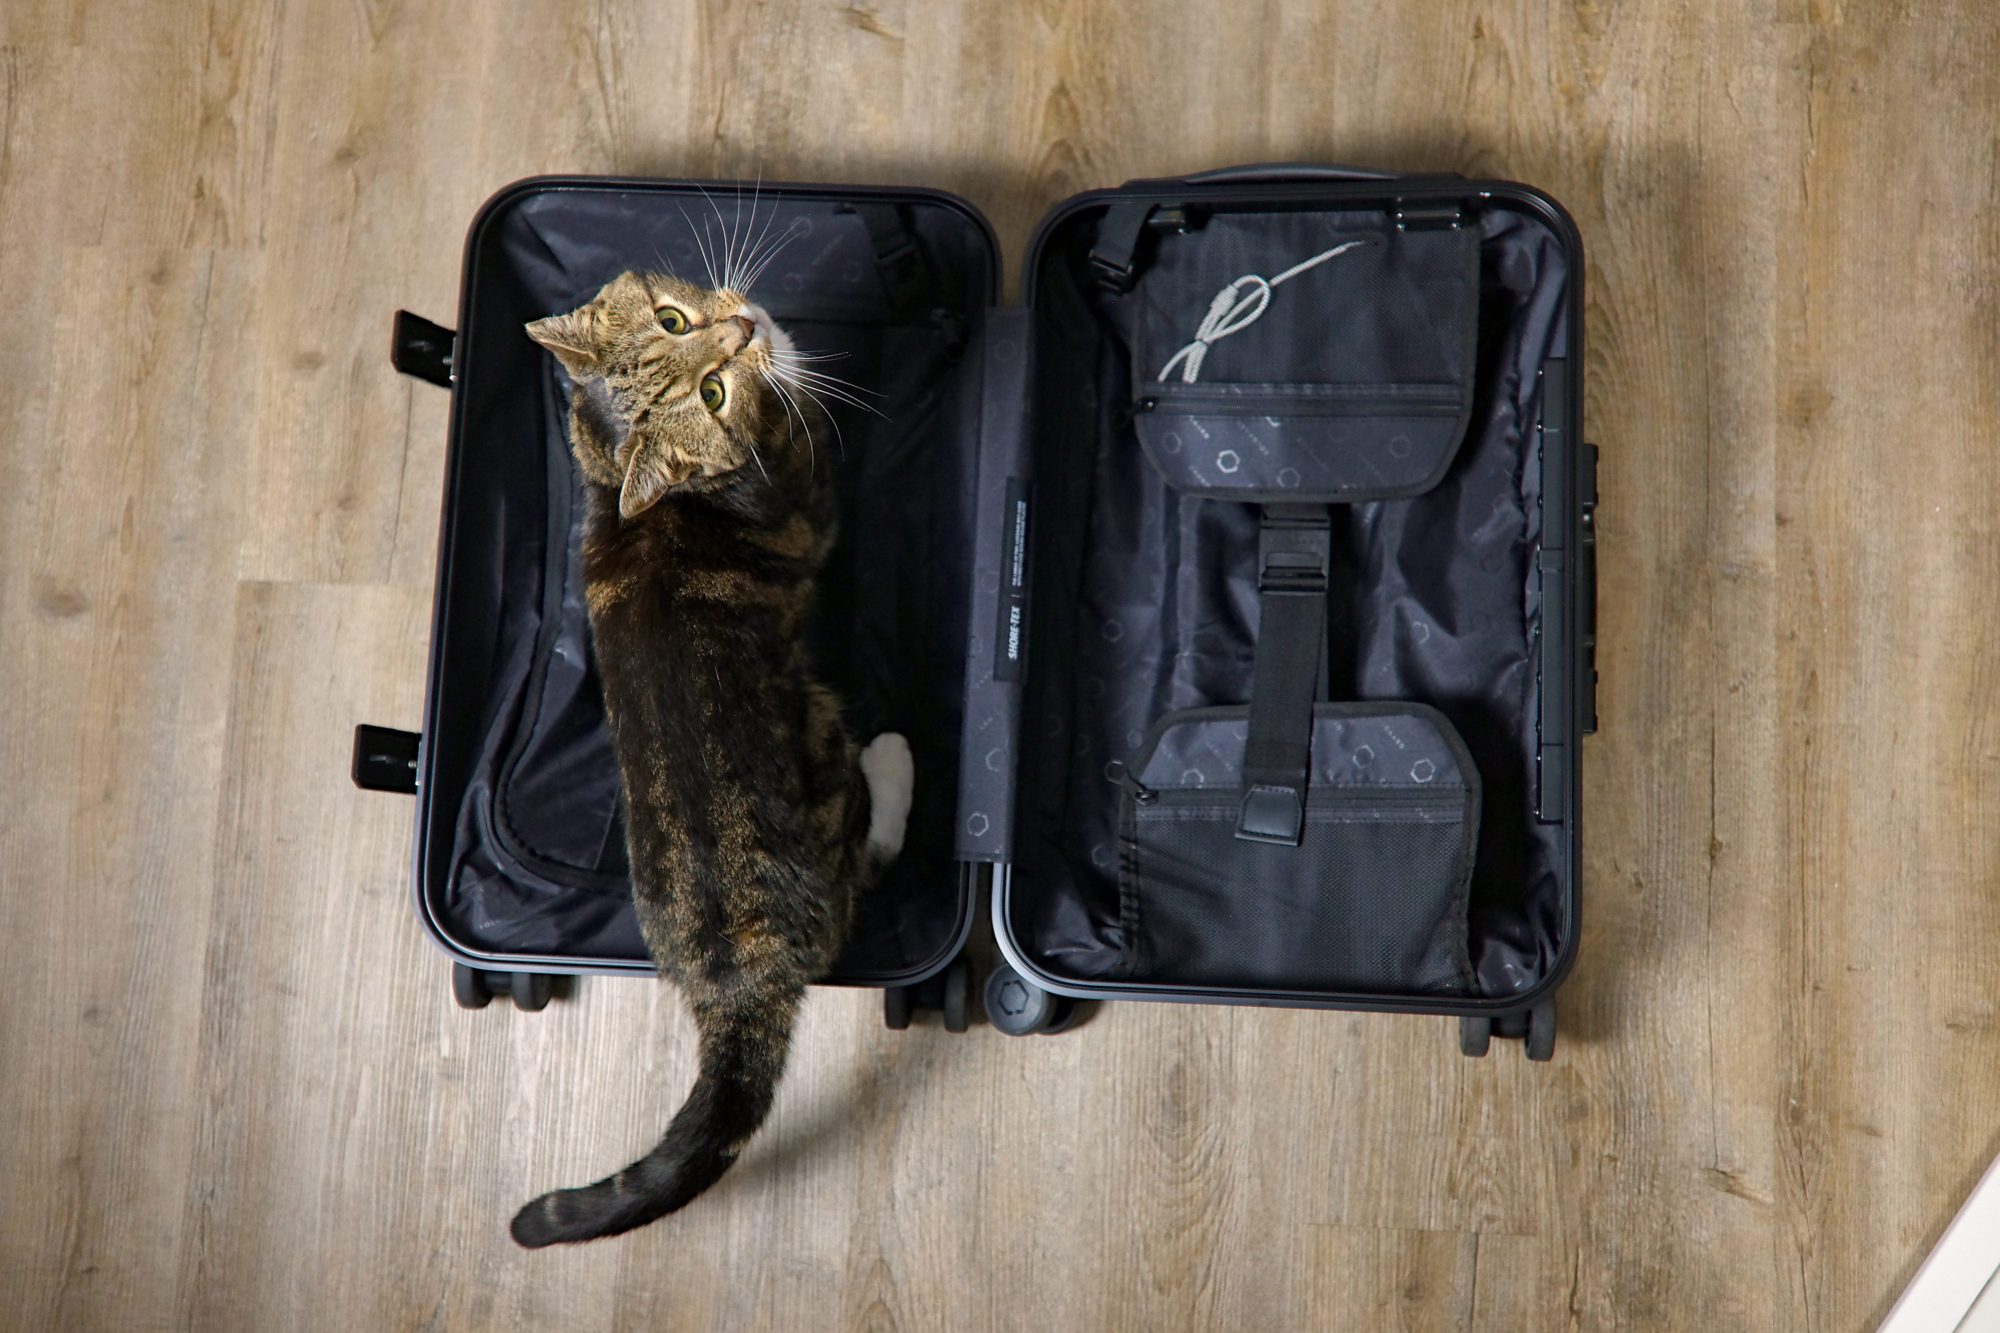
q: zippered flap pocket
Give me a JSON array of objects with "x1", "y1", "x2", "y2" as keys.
[
  {"x1": 1116, "y1": 704, "x2": 1477, "y2": 994},
  {"x1": 1128, "y1": 209, "x2": 1478, "y2": 503}
]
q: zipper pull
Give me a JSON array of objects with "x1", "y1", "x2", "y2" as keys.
[
  {"x1": 1121, "y1": 397, "x2": 1158, "y2": 424},
  {"x1": 1107, "y1": 760, "x2": 1158, "y2": 804}
]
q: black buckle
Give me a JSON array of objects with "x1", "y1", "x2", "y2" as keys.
[
  {"x1": 1257, "y1": 512, "x2": 1331, "y2": 594},
  {"x1": 1088, "y1": 201, "x2": 1158, "y2": 293}
]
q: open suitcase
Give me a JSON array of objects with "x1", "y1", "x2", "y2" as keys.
[{"x1": 353, "y1": 162, "x2": 1595, "y2": 1058}]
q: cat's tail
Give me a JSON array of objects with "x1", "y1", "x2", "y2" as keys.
[{"x1": 509, "y1": 982, "x2": 801, "y2": 1248}]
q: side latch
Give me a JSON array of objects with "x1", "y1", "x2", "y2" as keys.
[
  {"x1": 391, "y1": 311, "x2": 456, "y2": 388},
  {"x1": 352, "y1": 724, "x2": 420, "y2": 794}
]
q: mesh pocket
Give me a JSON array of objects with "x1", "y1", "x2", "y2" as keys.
[
  {"x1": 1117, "y1": 705, "x2": 1476, "y2": 994},
  {"x1": 1126, "y1": 209, "x2": 1478, "y2": 503}
]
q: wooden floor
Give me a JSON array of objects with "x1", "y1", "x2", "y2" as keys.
[{"x1": 3, "y1": 1, "x2": 1998, "y2": 1329}]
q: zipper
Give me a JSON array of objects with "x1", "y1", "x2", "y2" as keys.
[
  {"x1": 1125, "y1": 782, "x2": 1464, "y2": 813},
  {"x1": 1131, "y1": 387, "x2": 1463, "y2": 418}
]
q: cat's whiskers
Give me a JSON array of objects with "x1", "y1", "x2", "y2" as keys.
[
  {"x1": 677, "y1": 205, "x2": 722, "y2": 292},
  {"x1": 759, "y1": 364, "x2": 818, "y2": 473},
  {"x1": 768, "y1": 359, "x2": 885, "y2": 417},
  {"x1": 695, "y1": 184, "x2": 737, "y2": 292},
  {"x1": 736, "y1": 172, "x2": 783, "y2": 292},
  {"x1": 766, "y1": 363, "x2": 850, "y2": 459},
  {"x1": 737, "y1": 218, "x2": 807, "y2": 295},
  {"x1": 729, "y1": 175, "x2": 759, "y2": 292}
]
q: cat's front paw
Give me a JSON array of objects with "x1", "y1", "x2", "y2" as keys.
[{"x1": 860, "y1": 732, "x2": 914, "y2": 860}]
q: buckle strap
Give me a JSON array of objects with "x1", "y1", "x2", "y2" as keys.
[
  {"x1": 850, "y1": 204, "x2": 933, "y2": 310},
  {"x1": 1088, "y1": 201, "x2": 1156, "y2": 293},
  {"x1": 1237, "y1": 505, "x2": 1332, "y2": 845}
]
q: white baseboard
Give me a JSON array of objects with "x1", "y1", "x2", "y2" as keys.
[{"x1": 1882, "y1": 1148, "x2": 2000, "y2": 1333}]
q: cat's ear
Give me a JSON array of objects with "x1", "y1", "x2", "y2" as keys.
[
  {"x1": 619, "y1": 439, "x2": 696, "y2": 519},
  {"x1": 526, "y1": 311, "x2": 598, "y2": 378}
]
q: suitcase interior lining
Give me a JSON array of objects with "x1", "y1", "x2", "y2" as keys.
[
  {"x1": 1007, "y1": 199, "x2": 1573, "y2": 998},
  {"x1": 427, "y1": 186, "x2": 994, "y2": 978}
]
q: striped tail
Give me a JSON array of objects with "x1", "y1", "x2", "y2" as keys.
[{"x1": 509, "y1": 983, "x2": 801, "y2": 1248}]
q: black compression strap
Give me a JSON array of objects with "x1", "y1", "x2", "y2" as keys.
[
  {"x1": 1237, "y1": 505, "x2": 1332, "y2": 845},
  {"x1": 1088, "y1": 201, "x2": 1156, "y2": 293},
  {"x1": 851, "y1": 204, "x2": 931, "y2": 310}
]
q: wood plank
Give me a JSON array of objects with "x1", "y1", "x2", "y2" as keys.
[{"x1": 0, "y1": 241, "x2": 258, "y2": 1329}]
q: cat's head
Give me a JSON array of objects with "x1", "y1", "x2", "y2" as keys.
[{"x1": 526, "y1": 271, "x2": 794, "y2": 519}]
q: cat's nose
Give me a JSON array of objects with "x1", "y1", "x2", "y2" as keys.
[{"x1": 730, "y1": 314, "x2": 756, "y2": 343}]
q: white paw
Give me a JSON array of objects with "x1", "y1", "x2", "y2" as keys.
[{"x1": 859, "y1": 732, "x2": 914, "y2": 860}]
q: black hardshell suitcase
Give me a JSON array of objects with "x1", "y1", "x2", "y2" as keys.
[{"x1": 355, "y1": 162, "x2": 1594, "y2": 1057}]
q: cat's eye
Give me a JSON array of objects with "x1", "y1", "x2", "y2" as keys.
[
  {"x1": 659, "y1": 307, "x2": 690, "y2": 335},
  {"x1": 699, "y1": 373, "x2": 726, "y2": 413}
]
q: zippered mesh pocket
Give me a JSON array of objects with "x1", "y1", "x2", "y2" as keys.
[
  {"x1": 1127, "y1": 209, "x2": 1478, "y2": 503},
  {"x1": 1116, "y1": 705, "x2": 1477, "y2": 993}
]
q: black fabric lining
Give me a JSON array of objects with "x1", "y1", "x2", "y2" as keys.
[
  {"x1": 429, "y1": 186, "x2": 994, "y2": 978},
  {"x1": 1008, "y1": 199, "x2": 1570, "y2": 999}
]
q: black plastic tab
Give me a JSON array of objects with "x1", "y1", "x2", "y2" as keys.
[
  {"x1": 1237, "y1": 784, "x2": 1306, "y2": 846},
  {"x1": 352, "y1": 724, "x2": 420, "y2": 794},
  {"x1": 1393, "y1": 199, "x2": 1466, "y2": 231},
  {"x1": 391, "y1": 311, "x2": 455, "y2": 388},
  {"x1": 1089, "y1": 201, "x2": 1157, "y2": 292}
]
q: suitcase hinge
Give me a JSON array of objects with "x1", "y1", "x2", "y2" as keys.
[{"x1": 1393, "y1": 200, "x2": 1466, "y2": 231}]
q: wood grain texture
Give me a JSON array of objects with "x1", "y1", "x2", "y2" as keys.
[{"x1": 1, "y1": 1, "x2": 1997, "y2": 1328}]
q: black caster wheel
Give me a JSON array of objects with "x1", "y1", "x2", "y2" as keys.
[
  {"x1": 1040, "y1": 997, "x2": 1090, "y2": 1034},
  {"x1": 1459, "y1": 1015, "x2": 1492, "y2": 1058},
  {"x1": 452, "y1": 962, "x2": 493, "y2": 1010},
  {"x1": 510, "y1": 971, "x2": 553, "y2": 1012},
  {"x1": 985, "y1": 960, "x2": 1057, "y2": 1036},
  {"x1": 941, "y1": 957, "x2": 972, "y2": 1034},
  {"x1": 883, "y1": 984, "x2": 913, "y2": 1031},
  {"x1": 1525, "y1": 996, "x2": 1557, "y2": 1062}
]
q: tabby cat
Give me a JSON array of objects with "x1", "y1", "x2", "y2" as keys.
[{"x1": 512, "y1": 271, "x2": 912, "y2": 1247}]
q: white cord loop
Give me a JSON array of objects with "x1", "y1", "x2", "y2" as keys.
[{"x1": 1156, "y1": 240, "x2": 1368, "y2": 384}]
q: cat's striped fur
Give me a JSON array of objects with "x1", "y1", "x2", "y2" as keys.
[{"x1": 513, "y1": 271, "x2": 910, "y2": 1247}]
